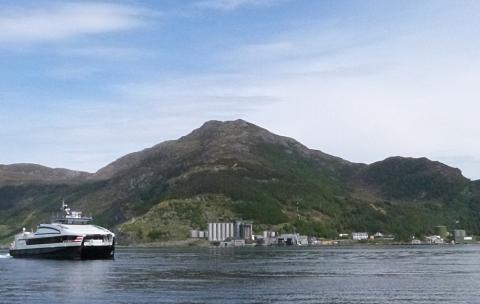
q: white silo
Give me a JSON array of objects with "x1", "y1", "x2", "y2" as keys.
[{"x1": 208, "y1": 223, "x2": 213, "y2": 241}]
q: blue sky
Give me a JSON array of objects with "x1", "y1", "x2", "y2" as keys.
[{"x1": 1, "y1": 0, "x2": 480, "y2": 179}]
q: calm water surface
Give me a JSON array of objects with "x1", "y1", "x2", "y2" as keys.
[{"x1": 1, "y1": 245, "x2": 480, "y2": 303}]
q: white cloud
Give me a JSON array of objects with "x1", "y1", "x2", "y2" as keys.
[
  {"x1": 0, "y1": 2, "x2": 151, "y2": 44},
  {"x1": 196, "y1": 0, "x2": 281, "y2": 10}
]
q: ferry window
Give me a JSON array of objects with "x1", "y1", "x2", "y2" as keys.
[
  {"x1": 36, "y1": 228, "x2": 60, "y2": 234},
  {"x1": 26, "y1": 236, "x2": 63, "y2": 245}
]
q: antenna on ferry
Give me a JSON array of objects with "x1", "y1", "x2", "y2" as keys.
[{"x1": 61, "y1": 199, "x2": 71, "y2": 215}]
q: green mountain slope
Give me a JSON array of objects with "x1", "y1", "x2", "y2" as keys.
[{"x1": 1, "y1": 119, "x2": 479, "y2": 245}]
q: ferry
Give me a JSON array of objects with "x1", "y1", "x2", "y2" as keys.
[{"x1": 9, "y1": 202, "x2": 115, "y2": 260}]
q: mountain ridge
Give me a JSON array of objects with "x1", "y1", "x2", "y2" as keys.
[
  {"x1": 0, "y1": 119, "x2": 477, "y2": 245},
  {"x1": 0, "y1": 163, "x2": 92, "y2": 186}
]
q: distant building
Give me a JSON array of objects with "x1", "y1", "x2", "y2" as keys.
[
  {"x1": 434, "y1": 226, "x2": 448, "y2": 239},
  {"x1": 263, "y1": 231, "x2": 276, "y2": 238},
  {"x1": 453, "y1": 230, "x2": 475, "y2": 244},
  {"x1": 298, "y1": 235, "x2": 309, "y2": 245},
  {"x1": 454, "y1": 229, "x2": 466, "y2": 244},
  {"x1": 411, "y1": 239, "x2": 422, "y2": 245},
  {"x1": 255, "y1": 231, "x2": 277, "y2": 246},
  {"x1": 239, "y1": 221, "x2": 253, "y2": 240},
  {"x1": 277, "y1": 234, "x2": 300, "y2": 245},
  {"x1": 352, "y1": 232, "x2": 368, "y2": 241},
  {"x1": 191, "y1": 230, "x2": 199, "y2": 238},
  {"x1": 372, "y1": 232, "x2": 395, "y2": 241},
  {"x1": 190, "y1": 229, "x2": 208, "y2": 239},
  {"x1": 425, "y1": 235, "x2": 444, "y2": 244},
  {"x1": 208, "y1": 220, "x2": 253, "y2": 242},
  {"x1": 219, "y1": 238, "x2": 245, "y2": 247},
  {"x1": 208, "y1": 222, "x2": 235, "y2": 241}
]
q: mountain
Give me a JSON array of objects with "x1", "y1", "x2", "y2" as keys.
[
  {"x1": 358, "y1": 156, "x2": 469, "y2": 200},
  {"x1": 1, "y1": 119, "x2": 479, "y2": 245},
  {"x1": 0, "y1": 164, "x2": 91, "y2": 186}
]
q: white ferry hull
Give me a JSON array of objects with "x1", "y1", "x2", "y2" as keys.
[{"x1": 9, "y1": 242, "x2": 115, "y2": 260}]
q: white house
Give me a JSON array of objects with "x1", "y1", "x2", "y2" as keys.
[{"x1": 352, "y1": 232, "x2": 369, "y2": 241}]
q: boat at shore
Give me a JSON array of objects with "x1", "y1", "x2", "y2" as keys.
[{"x1": 9, "y1": 202, "x2": 115, "y2": 260}]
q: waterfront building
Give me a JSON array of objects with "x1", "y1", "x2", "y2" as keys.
[
  {"x1": 371, "y1": 232, "x2": 395, "y2": 241},
  {"x1": 208, "y1": 220, "x2": 253, "y2": 242},
  {"x1": 256, "y1": 231, "x2": 277, "y2": 246},
  {"x1": 241, "y1": 222, "x2": 253, "y2": 240},
  {"x1": 425, "y1": 235, "x2": 444, "y2": 244},
  {"x1": 352, "y1": 232, "x2": 369, "y2": 241},
  {"x1": 275, "y1": 234, "x2": 308, "y2": 245},
  {"x1": 453, "y1": 229, "x2": 475, "y2": 244},
  {"x1": 208, "y1": 222, "x2": 235, "y2": 241},
  {"x1": 434, "y1": 226, "x2": 448, "y2": 239},
  {"x1": 191, "y1": 230, "x2": 199, "y2": 238},
  {"x1": 190, "y1": 229, "x2": 208, "y2": 239},
  {"x1": 263, "y1": 231, "x2": 276, "y2": 238},
  {"x1": 219, "y1": 238, "x2": 246, "y2": 247},
  {"x1": 277, "y1": 234, "x2": 300, "y2": 245},
  {"x1": 454, "y1": 229, "x2": 466, "y2": 244},
  {"x1": 298, "y1": 235, "x2": 309, "y2": 245}
]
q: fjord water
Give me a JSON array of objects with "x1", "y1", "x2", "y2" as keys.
[{"x1": 1, "y1": 246, "x2": 480, "y2": 303}]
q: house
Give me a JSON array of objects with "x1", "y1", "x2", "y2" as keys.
[
  {"x1": 352, "y1": 232, "x2": 368, "y2": 241},
  {"x1": 425, "y1": 235, "x2": 444, "y2": 244}
]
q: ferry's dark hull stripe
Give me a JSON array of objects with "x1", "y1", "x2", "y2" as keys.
[{"x1": 9, "y1": 244, "x2": 114, "y2": 260}]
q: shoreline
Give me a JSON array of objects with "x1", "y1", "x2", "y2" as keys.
[
  {"x1": 115, "y1": 240, "x2": 479, "y2": 248},
  {"x1": 3, "y1": 238, "x2": 478, "y2": 250}
]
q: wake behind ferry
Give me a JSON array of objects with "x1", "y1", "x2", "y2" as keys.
[{"x1": 9, "y1": 202, "x2": 115, "y2": 260}]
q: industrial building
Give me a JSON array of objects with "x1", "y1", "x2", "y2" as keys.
[
  {"x1": 254, "y1": 231, "x2": 276, "y2": 246},
  {"x1": 453, "y1": 229, "x2": 475, "y2": 244},
  {"x1": 277, "y1": 234, "x2": 301, "y2": 245},
  {"x1": 208, "y1": 220, "x2": 253, "y2": 242},
  {"x1": 190, "y1": 229, "x2": 208, "y2": 239}
]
